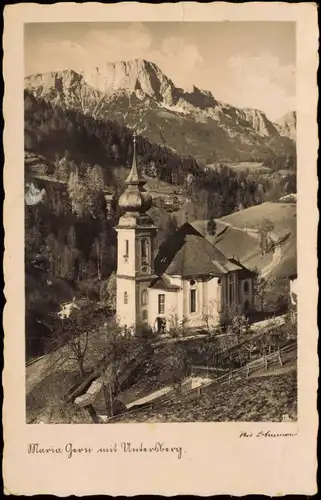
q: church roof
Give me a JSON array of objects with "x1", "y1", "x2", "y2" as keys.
[
  {"x1": 154, "y1": 222, "x2": 244, "y2": 278},
  {"x1": 118, "y1": 131, "x2": 152, "y2": 214},
  {"x1": 149, "y1": 275, "x2": 181, "y2": 291},
  {"x1": 228, "y1": 258, "x2": 257, "y2": 278}
]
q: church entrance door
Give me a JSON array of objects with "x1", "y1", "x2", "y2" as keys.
[{"x1": 157, "y1": 317, "x2": 166, "y2": 333}]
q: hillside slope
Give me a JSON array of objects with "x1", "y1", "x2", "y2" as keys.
[
  {"x1": 221, "y1": 202, "x2": 297, "y2": 277},
  {"x1": 113, "y1": 370, "x2": 297, "y2": 422}
]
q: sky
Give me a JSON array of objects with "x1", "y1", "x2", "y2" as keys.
[{"x1": 24, "y1": 22, "x2": 296, "y2": 122}]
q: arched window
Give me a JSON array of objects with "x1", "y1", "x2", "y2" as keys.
[
  {"x1": 243, "y1": 281, "x2": 249, "y2": 294},
  {"x1": 141, "y1": 289, "x2": 148, "y2": 306},
  {"x1": 124, "y1": 292, "x2": 128, "y2": 304},
  {"x1": 190, "y1": 280, "x2": 197, "y2": 313},
  {"x1": 141, "y1": 238, "x2": 148, "y2": 265},
  {"x1": 190, "y1": 289, "x2": 197, "y2": 313}
]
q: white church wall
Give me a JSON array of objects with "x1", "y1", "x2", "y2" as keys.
[
  {"x1": 182, "y1": 277, "x2": 220, "y2": 329},
  {"x1": 116, "y1": 278, "x2": 136, "y2": 329},
  {"x1": 167, "y1": 275, "x2": 182, "y2": 287},
  {"x1": 166, "y1": 275, "x2": 185, "y2": 324},
  {"x1": 148, "y1": 288, "x2": 179, "y2": 332},
  {"x1": 136, "y1": 280, "x2": 153, "y2": 327},
  {"x1": 115, "y1": 229, "x2": 137, "y2": 277}
]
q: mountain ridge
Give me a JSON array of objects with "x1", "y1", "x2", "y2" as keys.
[{"x1": 25, "y1": 58, "x2": 296, "y2": 163}]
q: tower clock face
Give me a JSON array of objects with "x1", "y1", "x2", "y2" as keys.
[{"x1": 141, "y1": 265, "x2": 149, "y2": 273}]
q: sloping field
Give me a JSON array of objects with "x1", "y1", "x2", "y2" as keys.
[
  {"x1": 114, "y1": 370, "x2": 297, "y2": 423},
  {"x1": 145, "y1": 176, "x2": 181, "y2": 195},
  {"x1": 192, "y1": 220, "x2": 272, "y2": 271},
  {"x1": 226, "y1": 161, "x2": 270, "y2": 173},
  {"x1": 221, "y1": 202, "x2": 297, "y2": 276},
  {"x1": 222, "y1": 202, "x2": 296, "y2": 238}
]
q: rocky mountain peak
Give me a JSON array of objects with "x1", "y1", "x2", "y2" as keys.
[
  {"x1": 241, "y1": 108, "x2": 279, "y2": 137},
  {"x1": 80, "y1": 58, "x2": 177, "y2": 106},
  {"x1": 275, "y1": 111, "x2": 296, "y2": 141}
]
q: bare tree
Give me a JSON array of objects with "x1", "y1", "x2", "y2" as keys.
[
  {"x1": 258, "y1": 218, "x2": 274, "y2": 256},
  {"x1": 228, "y1": 314, "x2": 251, "y2": 343},
  {"x1": 100, "y1": 272, "x2": 117, "y2": 310},
  {"x1": 253, "y1": 274, "x2": 269, "y2": 312},
  {"x1": 159, "y1": 344, "x2": 186, "y2": 394},
  {"x1": 168, "y1": 311, "x2": 189, "y2": 338},
  {"x1": 52, "y1": 302, "x2": 108, "y2": 377},
  {"x1": 202, "y1": 299, "x2": 218, "y2": 335}
]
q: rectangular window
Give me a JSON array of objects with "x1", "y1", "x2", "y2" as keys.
[
  {"x1": 190, "y1": 289, "x2": 197, "y2": 313},
  {"x1": 124, "y1": 240, "x2": 129, "y2": 258},
  {"x1": 229, "y1": 276, "x2": 234, "y2": 305},
  {"x1": 158, "y1": 294, "x2": 165, "y2": 314}
]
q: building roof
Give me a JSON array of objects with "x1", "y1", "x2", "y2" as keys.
[
  {"x1": 149, "y1": 275, "x2": 181, "y2": 291},
  {"x1": 154, "y1": 222, "x2": 244, "y2": 278},
  {"x1": 118, "y1": 132, "x2": 152, "y2": 215},
  {"x1": 228, "y1": 258, "x2": 257, "y2": 278}
]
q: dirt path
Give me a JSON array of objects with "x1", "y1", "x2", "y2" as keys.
[{"x1": 260, "y1": 232, "x2": 282, "y2": 278}]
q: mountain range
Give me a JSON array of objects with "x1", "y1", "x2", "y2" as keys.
[{"x1": 25, "y1": 58, "x2": 296, "y2": 163}]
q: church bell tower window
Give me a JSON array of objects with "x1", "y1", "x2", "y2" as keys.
[
  {"x1": 124, "y1": 240, "x2": 129, "y2": 261},
  {"x1": 141, "y1": 238, "x2": 149, "y2": 265},
  {"x1": 141, "y1": 289, "x2": 148, "y2": 306}
]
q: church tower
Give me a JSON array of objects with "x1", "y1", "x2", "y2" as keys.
[{"x1": 115, "y1": 132, "x2": 157, "y2": 332}]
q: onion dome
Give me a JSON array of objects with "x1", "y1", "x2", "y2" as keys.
[{"x1": 118, "y1": 132, "x2": 152, "y2": 214}]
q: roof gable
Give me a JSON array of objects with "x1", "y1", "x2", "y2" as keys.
[{"x1": 155, "y1": 222, "x2": 243, "y2": 278}]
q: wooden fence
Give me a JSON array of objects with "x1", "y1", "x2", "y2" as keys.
[
  {"x1": 191, "y1": 342, "x2": 297, "y2": 386},
  {"x1": 101, "y1": 342, "x2": 297, "y2": 422}
]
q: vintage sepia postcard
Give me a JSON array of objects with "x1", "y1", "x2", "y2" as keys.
[{"x1": 3, "y1": 2, "x2": 318, "y2": 496}]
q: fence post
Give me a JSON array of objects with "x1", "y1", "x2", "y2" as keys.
[
  {"x1": 278, "y1": 351, "x2": 283, "y2": 366},
  {"x1": 264, "y1": 355, "x2": 268, "y2": 371}
]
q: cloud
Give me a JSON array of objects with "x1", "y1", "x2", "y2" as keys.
[
  {"x1": 25, "y1": 26, "x2": 294, "y2": 120},
  {"x1": 150, "y1": 36, "x2": 203, "y2": 89},
  {"x1": 224, "y1": 53, "x2": 295, "y2": 120},
  {"x1": 25, "y1": 23, "x2": 204, "y2": 91},
  {"x1": 79, "y1": 26, "x2": 204, "y2": 89},
  {"x1": 26, "y1": 39, "x2": 91, "y2": 74},
  {"x1": 81, "y1": 23, "x2": 153, "y2": 63}
]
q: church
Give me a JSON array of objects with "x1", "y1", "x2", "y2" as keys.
[{"x1": 115, "y1": 134, "x2": 255, "y2": 334}]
